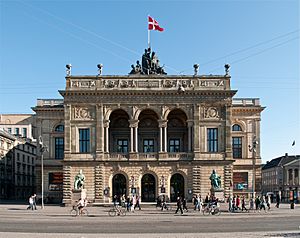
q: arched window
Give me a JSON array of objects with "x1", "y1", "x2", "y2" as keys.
[
  {"x1": 232, "y1": 124, "x2": 242, "y2": 131},
  {"x1": 55, "y1": 125, "x2": 64, "y2": 132}
]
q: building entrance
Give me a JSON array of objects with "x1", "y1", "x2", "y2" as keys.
[
  {"x1": 112, "y1": 174, "x2": 127, "y2": 197},
  {"x1": 170, "y1": 173, "x2": 184, "y2": 202},
  {"x1": 141, "y1": 174, "x2": 156, "y2": 202}
]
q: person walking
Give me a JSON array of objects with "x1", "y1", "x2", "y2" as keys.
[
  {"x1": 241, "y1": 196, "x2": 248, "y2": 212},
  {"x1": 182, "y1": 197, "x2": 188, "y2": 212},
  {"x1": 175, "y1": 197, "x2": 183, "y2": 215},
  {"x1": 228, "y1": 196, "x2": 233, "y2": 212},
  {"x1": 266, "y1": 195, "x2": 271, "y2": 210},
  {"x1": 134, "y1": 195, "x2": 141, "y2": 210},
  {"x1": 126, "y1": 196, "x2": 131, "y2": 212},
  {"x1": 275, "y1": 192, "x2": 280, "y2": 208},
  {"x1": 27, "y1": 195, "x2": 34, "y2": 210},
  {"x1": 255, "y1": 196, "x2": 260, "y2": 211},
  {"x1": 260, "y1": 196, "x2": 266, "y2": 212},
  {"x1": 33, "y1": 194, "x2": 37, "y2": 210}
]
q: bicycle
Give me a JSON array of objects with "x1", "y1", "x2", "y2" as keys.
[
  {"x1": 156, "y1": 202, "x2": 172, "y2": 211},
  {"x1": 108, "y1": 206, "x2": 126, "y2": 217},
  {"x1": 70, "y1": 205, "x2": 89, "y2": 217},
  {"x1": 202, "y1": 204, "x2": 221, "y2": 216}
]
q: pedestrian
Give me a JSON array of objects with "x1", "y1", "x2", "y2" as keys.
[
  {"x1": 249, "y1": 197, "x2": 254, "y2": 210},
  {"x1": 241, "y1": 196, "x2": 248, "y2": 212},
  {"x1": 121, "y1": 194, "x2": 126, "y2": 207},
  {"x1": 126, "y1": 196, "x2": 131, "y2": 211},
  {"x1": 27, "y1": 195, "x2": 34, "y2": 210},
  {"x1": 113, "y1": 195, "x2": 118, "y2": 206},
  {"x1": 131, "y1": 195, "x2": 136, "y2": 212},
  {"x1": 161, "y1": 195, "x2": 167, "y2": 211},
  {"x1": 175, "y1": 197, "x2": 183, "y2": 215},
  {"x1": 228, "y1": 195, "x2": 233, "y2": 212},
  {"x1": 182, "y1": 197, "x2": 188, "y2": 212},
  {"x1": 275, "y1": 192, "x2": 280, "y2": 208},
  {"x1": 232, "y1": 196, "x2": 236, "y2": 212},
  {"x1": 255, "y1": 196, "x2": 260, "y2": 211},
  {"x1": 260, "y1": 196, "x2": 266, "y2": 212},
  {"x1": 236, "y1": 195, "x2": 241, "y2": 211},
  {"x1": 33, "y1": 194, "x2": 37, "y2": 210},
  {"x1": 134, "y1": 195, "x2": 141, "y2": 210},
  {"x1": 266, "y1": 195, "x2": 271, "y2": 210}
]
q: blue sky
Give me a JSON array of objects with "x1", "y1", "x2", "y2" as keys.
[{"x1": 0, "y1": 0, "x2": 299, "y2": 162}]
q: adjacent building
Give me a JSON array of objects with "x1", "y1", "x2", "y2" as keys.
[
  {"x1": 0, "y1": 129, "x2": 37, "y2": 200},
  {"x1": 32, "y1": 50, "x2": 264, "y2": 204},
  {"x1": 262, "y1": 153, "x2": 300, "y2": 202}
]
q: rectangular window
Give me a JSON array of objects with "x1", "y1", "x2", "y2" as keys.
[
  {"x1": 7, "y1": 128, "x2": 12, "y2": 133},
  {"x1": 232, "y1": 137, "x2": 242, "y2": 158},
  {"x1": 207, "y1": 128, "x2": 218, "y2": 152},
  {"x1": 143, "y1": 139, "x2": 154, "y2": 152},
  {"x1": 117, "y1": 139, "x2": 128, "y2": 153},
  {"x1": 79, "y1": 128, "x2": 90, "y2": 153},
  {"x1": 55, "y1": 137, "x2": 64, "y2": 159},
  {"x1": 22, "y1": 128, "x2": 27, "y2": 138},
  {"x1": 15, "y1": 128, "x2": 20, "y2": 135},
  {"x1": 169, "y1": 139, "x2": 180, "y2": 152}
]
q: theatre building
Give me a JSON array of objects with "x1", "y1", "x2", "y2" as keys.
[{"x1": 32, "y1": 51, "x2": 264, "y2": 204}]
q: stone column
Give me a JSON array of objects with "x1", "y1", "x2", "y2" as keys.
[
  {"x1": 292, "y1": 169, "x2": 295, "y2": 185},
  {"x1": 134, "y1": 127, "x2": 138, "y2": 152},
  {"x1": 129, "y1": 120, "x2": 139, "y2": 153},
  {"x1": 225, "y1": 104, "x2": 232, "y2": 158},
  {"x1": 64, "y1": 104, "x2": 72, "y2": 154},
  {"x1": 96, "y1": 104, "x2": 104, "y2": 153},
  {"x1": 164, "y1": 127, "x2": 167, "y2": 152},
  {"x1": 187, "y1": 120, "x2": 194, "y2": 152},
  {"x1": 159, "y1": 127, "x2": 163, "y2": 152},
  {"x1": 103, "y1": 120, "x2": 109, "y2": 153},
  {"x1": 158, "y1": 120, "x2": 168, "y2": 153},
  {"x1": 193, "y1": 105, "x2": 201, "y2": 154},
  {"x1": 130, "y1": 127, "x2": 134, "y2": 152}
]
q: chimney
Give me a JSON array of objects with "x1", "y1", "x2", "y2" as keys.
[{"x1": 285, "y1": 153, "x2": 288, "y2": 157}]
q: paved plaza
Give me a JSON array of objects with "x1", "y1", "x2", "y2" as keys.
[{"x1": 0, "y1": 203, "x2": 299, "y2": 238}]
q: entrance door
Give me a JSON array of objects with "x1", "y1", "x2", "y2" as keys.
[
  {"x1": 170, "y1": 173, "x2": 184, "y2": 202},
  {"x1": 112, "y1": 174, "x2": 127, "y2": 197},
  {"x1": 141, "y1": 174, "x2": 156, "y2": 202}
]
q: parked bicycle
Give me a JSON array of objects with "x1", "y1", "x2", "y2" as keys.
[
  {"x1": 70, "y1": 205, "x2": 89, "y2": 217},
  {"x1": 202, "y1": 204, "x2": 221, "y2": 216},
  {"x1": 108, "y1": 205, "x2": 126, "y2": 217}
]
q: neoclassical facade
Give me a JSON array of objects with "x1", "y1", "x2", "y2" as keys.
[{"x1": 32, "y1": 64, "x2": 264, "y2": 204}]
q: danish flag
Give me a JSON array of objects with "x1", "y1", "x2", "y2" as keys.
[{"x1": 148, "y1": 16, "x2": 164, "y2": 32}]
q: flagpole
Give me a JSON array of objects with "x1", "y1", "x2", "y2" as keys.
[{"x1": 148, "y1": 29, "x2": 150, "y2": 49}]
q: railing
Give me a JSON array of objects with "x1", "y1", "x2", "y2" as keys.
[
  {"x1": 108, "y1": 152, "x2": 192, "y2": 161},
  {"x1": 66, "y1": 75, "x2": 230, "y2": 91}
]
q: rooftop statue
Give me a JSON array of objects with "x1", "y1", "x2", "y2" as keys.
[{"x1": 130, "y1": 48, "x2": 166, "y2": 75}]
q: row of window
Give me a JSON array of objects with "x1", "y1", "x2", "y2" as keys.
[
  {"x1": 53, "y1": 128, "x2": 245, "y2": 158},
  {"x1": 4, "y1": 127, "x2": 28, "y2": 138}
]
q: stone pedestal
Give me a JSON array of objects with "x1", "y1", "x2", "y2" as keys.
[
  {"x1": 71, "y1": 189, "x2": 87, "y2": 204},
  {"x1": 210, "y1": 188, "x2": 224, "y2": 202}
]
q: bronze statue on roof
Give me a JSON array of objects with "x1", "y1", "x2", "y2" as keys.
[{"x1": 129, "y1": 48, "x2": 166, "y2": 75}]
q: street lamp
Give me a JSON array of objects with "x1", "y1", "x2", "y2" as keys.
[
  {"x1": 39, "y1": 136, "x2": 48, "y2": 209},
  {"x1": 248, "y1": 136, "x2": 258, "y2": 199}
]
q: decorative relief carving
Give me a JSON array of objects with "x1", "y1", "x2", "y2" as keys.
[
  {"x1": 74, "y1": 107, "x2": 92, "y2": 119},
  {"x1": 71, "y1": 80, "x2": 95, "y2": 88},
  {"x1": 200, "y1": 80, "x2": 224, "y2": 87},
  {"x1": 204, "y1": 107, "x2": 219, "y2": 119}
]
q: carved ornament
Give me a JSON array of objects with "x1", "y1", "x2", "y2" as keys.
[
  {"x1": 204, "y1": 107, "x2": 219, "y2": 119},
  {"x1": 74, "y1": 107, "x2": 92, "y2": 120}
]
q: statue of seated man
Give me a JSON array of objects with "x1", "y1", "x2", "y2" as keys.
[
  {"x1": 209, "y1": 169, "x2": 221, "y2": 189},
  {"x1": 74, "y1": 169, "x2": 85, "y2": 190}
]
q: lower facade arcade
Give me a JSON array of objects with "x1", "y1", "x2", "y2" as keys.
[{"x1": 61, "y1": 161, "x2": 234, "y2": 205}]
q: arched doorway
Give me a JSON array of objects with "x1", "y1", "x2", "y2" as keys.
[
  {"x1": 141, "y1": 174, "x2": 156, "y2": 202},
  {"x1": 112, "y1": 174, "x2": 127, "y2": 198},
  {"x1": 170, "y1": 173, "x2": 185, "y2": 202}
]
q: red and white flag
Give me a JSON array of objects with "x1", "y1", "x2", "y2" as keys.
[{"x1": 148, "y1": 16, "x2": 164, "y2": 32}]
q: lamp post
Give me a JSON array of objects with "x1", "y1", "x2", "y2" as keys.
[
  {"x1": 248, "y1": 136, "x2": 258, "y2": 199},
  {"x1": 39, "y1": 136, "x2": 48, "y2": 209}
]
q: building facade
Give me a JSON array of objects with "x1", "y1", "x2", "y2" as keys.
[
  {"x1": 32, "y1": 54, "x2": 264, "y2": 204},
  {"x1": 0, "y1": 114, "x2": 36, "y2": 140},
  {"x1": 262, "y1": 154, "x2": 300, "y2": 202},
  {"x1": 0, "y1": 129, "x2": 36, "y2": 200}
]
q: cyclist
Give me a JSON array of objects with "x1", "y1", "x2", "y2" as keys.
[{"x1": 77, "y1": 198, "x2": 85, "y2": 215}]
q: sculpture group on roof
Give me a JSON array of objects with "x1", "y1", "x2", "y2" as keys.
[{"x1": 130, "y1": 48, "x2": 167, "y2": 75}]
